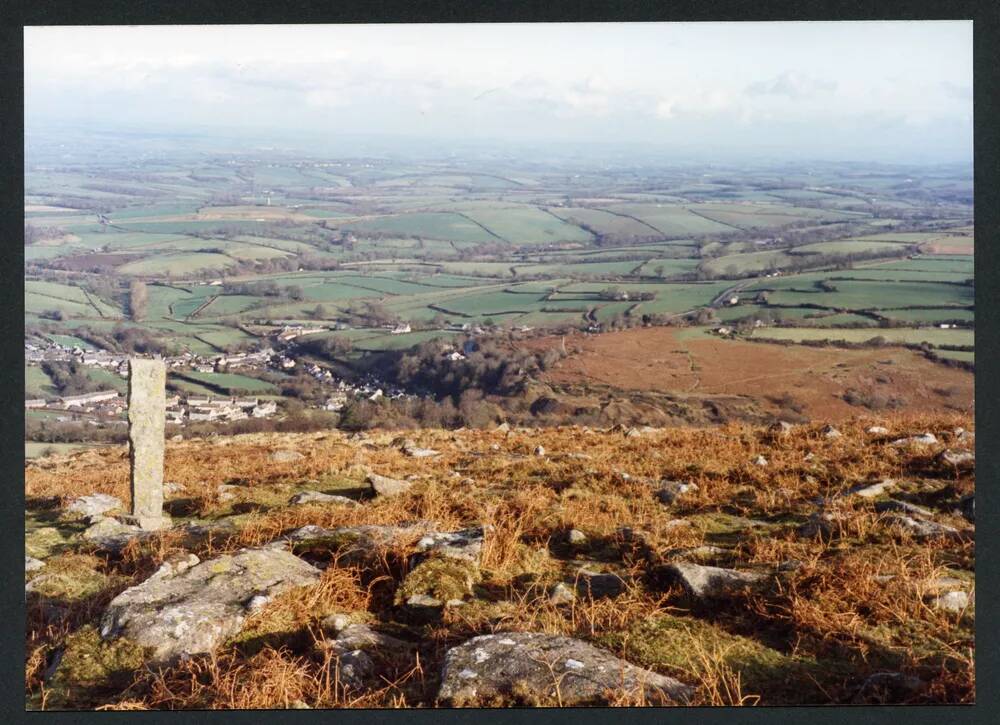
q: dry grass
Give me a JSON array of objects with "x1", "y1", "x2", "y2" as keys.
[{"x1": 25, "y1": 413, "x2": 974, "y2": 709}]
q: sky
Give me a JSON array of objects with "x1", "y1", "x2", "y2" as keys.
[{"x1": 24, "y1": 22, "x2": 973, "y2": 163}]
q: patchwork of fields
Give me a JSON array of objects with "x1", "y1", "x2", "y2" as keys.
[{"x1": 25, "y1": 148, "x2": 974, "y2": 397}]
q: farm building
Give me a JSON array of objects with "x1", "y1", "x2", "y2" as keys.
[{"x1": 60, "y1": 391, "x2": 119, "y2": 407}]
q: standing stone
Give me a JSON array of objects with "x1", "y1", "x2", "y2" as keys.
[{"x1": 125, "y1": 358, "x2": 169, "y2": 530}]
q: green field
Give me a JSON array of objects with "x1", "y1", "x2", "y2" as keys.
[
  {"x1": 459, "y1": 206, "x2": 595, "y2": 245},
  {"x1": 25, "y1": 364, "x2": 57, "y2": 398},
  {"x1": 336, "y1": 212, "x2": 501, "y2": 243},
  {"x1": 172, "y1": 371, "x2": 277, "y2": 394},
  {"x1": 751, "y1": 326, "x2": 974, "y2": 348},
  {"x1": 761, "y1": 279, "x2": 972, "y2": 310},
  {"x1": 117, "y1": 252, "x2": 240, "y2": 276},
  {"x1": 602, "y1": 204, "x2": 737, "y2": 236}
]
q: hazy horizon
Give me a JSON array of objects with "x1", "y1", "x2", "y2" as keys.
[{"x1": 25, "y1": 22, "x2": 973, "y2": 165}]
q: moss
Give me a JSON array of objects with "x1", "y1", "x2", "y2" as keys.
[
  {"x1": 24, "y1": 520, "x2": 80, "y2": 560},
  {"x1": 48, "y1": 626, "x2": 151, "y2": 707},
  {"x1": 25, "y1": 553, "x2": 113, "y2": 602},
  {"x1": 395, "y1": 556, "x2": 481, "y2": 606},
  {"x1": 602, "y1": 614, "x2": 851, "y2": 704}
]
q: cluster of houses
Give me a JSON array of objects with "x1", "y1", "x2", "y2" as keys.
[
  {"x1": 24, "y1": 389, "x2": 124, "y2": 415},
  {"x1": 175, "y1": 395, "x2": 278, "y2": 424}
]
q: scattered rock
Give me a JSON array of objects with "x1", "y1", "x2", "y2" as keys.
[
  {"x1": 798, "y1": 511, "x2": 845, "y2": 539},
  {"x1": 753, "y1": 455, "x2": 768, "y2": 467},
  {"x1": 548, "y1": 582, "x2": 577, "y2": 605},
  {"x1": 164, "y1": 481, "x2": 185, "y2": 495},
  {"x1": 777, "y1": 560, "x2": 804, "y2": 572},
  {"x1": 366, "y1": 472, "x2": 414, "y2": 498},
  {"x1": 65, "y1": 494, "x2": 122, "y2": 519},
  {"x1": 269, "y1": 449, "x2": 304, "y2": 463},
  {"x1": 624, "y1": 427, "x2": 642, "y2": 438},
  {"x1": 216, "y1": 484, "x2": 239, "y2": 502},
  {"x1": 770, "y1": 420, "x2": 795, "y2": 435},
  {"x1": 655, "y1": 480, "x2": 699, "y2": 505},
  {"x1": 926, "y1": 590, "x2": 971, "y2": 614},
  {"x1": 866, "y1": 426, "x2": 890, "y2": 435},
  {"x1": 566, "y1": 529, "x2": 588, "y2": 546},
  {"x1": 848, "y1": 479, "x2": 896, "y2": 499},
  {"x1": 534, "y1": 445, "x2": 546, "y2": 456},
  {"x1": 821, "y1": 425, "x2": 842, "y2": 439},
  {"x1": 803, "y1": 452, "x2": 816, "y2": 462},
  {"x1": 99, "y1": 547, "x2": 321, "y2": 664},
  {"x1": 321, "y1": 625, "x2": 414, "y2": 691},
  {"x1": 854, "y1": 672, "x2": 924, "y2": 703},
  {"x1": 665, "y1": 561, "x2": 767, "y2": 601},
  {"x1": 25, "y1": 555, "x2": 45, "y2": 573},
  {"x1": 874, "y1": 499, "x2": 932, "y2": 517},
  {"x1": 321, "y1": 613, "x2": 353, "y2": 635},
  {"x1": 288, "y1": 490, "x2": 358, "y2": 506},
  {"x1": 402, "y1": 442, "x2": 440, "y2": 458},
  {"x1": 885, "y1": 514, "x2": 959, "y2": 540},
  {"x1": 937, "y1": 449, "x2": 974, "y2": 468},
  {"x1": 489, "y1": 443, "x2": 501, "y2": 452},
  {"x1": 437, "y1": 632, "x2": 693, "y2": 706},
  {"x1": 170, "y1": 434, "x2": 183, "y2": 442},
  {"x1": 955, "y1": 429, "x2": 975, "y2": 444},
  {"x1": 575, "y1": 569, "x2": 626, "y2": 599},
  {"x1": 890, "y1": 433, "x2": 938, "y2": 447},
  {"x1": 81, "y1": 517, "x2": 148, "y2": 551},
  {"x1": 495, "y1": 422, "x2": 510, "y2": 433},
  {"x1": 414, "y1": 527, "x2": 486, "y2": 562}
]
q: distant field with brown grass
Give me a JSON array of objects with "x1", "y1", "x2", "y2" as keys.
[
  {"x1": 26, "y1": 414, "x2": 974, "y2": 709},
  {"x1": 521, "y1": 327, "x2": 973, "y2": 422}
]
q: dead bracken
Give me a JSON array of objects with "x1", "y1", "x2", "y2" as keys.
[{"x1": 25, "y1": 413, "x2": 974, "y2": 709}]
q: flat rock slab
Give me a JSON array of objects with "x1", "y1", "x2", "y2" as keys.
[
  {"x1": 574, "y1": 570, "x2": 626, "y2": 599},
  {"x1": 367, "y1": 473, "x2": 413, "y2": 498},
  {"x1": 665, "y1": 561, "x2": 768, "y2": 600},
  {"x1": 284, "y1": 523, "x2": 433, "y2": 564},
  {"x1": 81, "y1": 516, "x2": 151, "y2": 552},
  {"x1": 875, "y1": 499, "x2": 932, "y2": 517},
  {"x1": 270, "y1": 449, "x2": 305, "y2": 463},
  {"x1": 25, "y1": 556, "x2": 45, "y2": 573},
  {"x1": 885, "y1": 514, "x2": 960, "y2": 540},
  {"x1": 848, "y1": 479, "x2": 896, "y2": 499},
  {"x1": 890, "y1": 433, "x2": 938, "y2": 447},
  {"x1": 402, "y1": 444, "x2": 440, "y2": 458},
  {"x1": 99, "y1": 547, "x2": 321, "y2": 664},
  {"x1": 66, "y1": 494, "x2": 122, "y2": 519},
  {"x1": 288, "y1": 490, "x2": 358, "y2": 506},
  {"x1": 437, "y1": 632, "x2": 692, "y2": 706},
  {"x1": 414, "y1": 527, "x2": 486, "y2": 562},
  {"x1": 938, "y1": 449, "x2": 974, "y2": 468}
]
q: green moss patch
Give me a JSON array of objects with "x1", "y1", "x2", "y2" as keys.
[
  {"x1": 48, "y1": 626, "x2": 151, "y2": 708},
  {"x1": 395, "y1": 557, "x2": 482, "y2": 605},
  {"x1": 602, "y1": 613, "x2": 851, "y2": 704},
  {"x1": 25, "y1": 554, "x2": 115, "y2": 602}
]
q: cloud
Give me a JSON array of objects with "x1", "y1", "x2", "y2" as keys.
[
  {"x1": 941, "y1": 81, "x2": 972, "y2": 100},
  {"x1": 654, "y1": 89, "x2": 736, "y2": 120},
  {"x1": 745, "y1": 72, "x2": 837, "y2": 100}
]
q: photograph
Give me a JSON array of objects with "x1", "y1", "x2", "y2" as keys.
[{"x1": 22, "y1": 20, "x2": 975, "y2": 710}]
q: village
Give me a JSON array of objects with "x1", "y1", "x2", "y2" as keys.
[{"x1": 24, "y1": 325, "x2": 417, "y2": 428}]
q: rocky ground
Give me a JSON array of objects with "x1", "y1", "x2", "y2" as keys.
[{"x1": 25, "y1": 414, "x2": 975, "y2": 709}]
